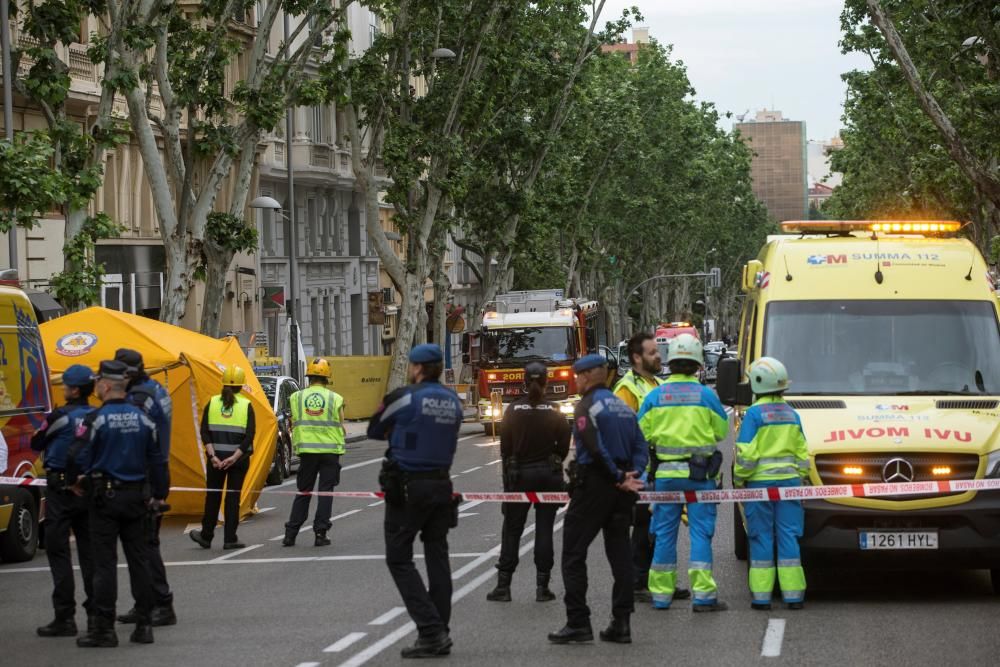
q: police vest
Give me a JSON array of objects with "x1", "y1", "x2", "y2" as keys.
[
  {"x1": 290, "y1": 386, "x2": 346, "y2": 454},
  {"x1": 207, "y1": 395, "x2": 251, "y2": 455},
  {"x1": 388, "y1": 383, "x2": 461, "y2": 472},
  {"x1": 614, "y1": 371, "x2": 664, "y2": 408}
]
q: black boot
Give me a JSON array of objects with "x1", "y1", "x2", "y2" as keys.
[
  {"x1": 536, "y1": 572, "x2": 556, "y2": 602},
  {"x1": 599, "y1": 616, "x2": 632, "y2": 644},
  {"x1": 692, "y1": 600, "x2": 729, "y2": 613},
  {"x1": 282, "y1": 530, "x2": 296, "y2": 547},
  {"x1": 76, "y1": 616, "x2": 118, "y2": 648},
  {"x1": 116, "y1": 607, "x2": 138, "y2": 624},
  {"x1": 189, "y1": 530, "x2": 212, "y2": 549},
  {"x1": 130, "y1": 622, "x2": 154, "y2": 644},
  {"x1": 547, "y1": 624, "x2": 594, "y2": 644},
  {"x1": 87, "y1": 615, "x2": 97, "y2": 635},
  {"x1": 400, "y1": 631, "x2": 452, "y2": 658},
  {"x1": 487, "y1": 571, "x2": 513, "y2": 602},
  {"x1": 314, "y1": 531, "x2": 331, "y2": 547},
  {"x1": 37, "y1": 617, "x2": 77, "y2": 637},
  {"x1": 223, "y1": 540, "x2": 245, "y2": 550},
  {"x1": 674, "y1": 587, "x2": 692, "y2": 600},
  {"x1": 151, "y1": 604, "x2": 177, "y2": 627}
]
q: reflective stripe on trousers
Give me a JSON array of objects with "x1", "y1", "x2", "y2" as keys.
[
  {"x1": 745, "y1": 478, "x2": 806, "y2": 604},
  {"x1": 648, "y1": 477, "x2": 718, "y2": 607}
]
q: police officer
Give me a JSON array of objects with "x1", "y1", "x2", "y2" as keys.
[
  {"x1": 72, "y1": 360, "x2": 167, "y2": 648},
  {"x1": 282, "y1": 358, "x2": 346, "y2": 547},
  {"x1": 638, "y1": 334, "x2": 729, "y2": 612},
  {"x1": 548, "y1": 354, "x2": 646, "y2": 646},
  {"x1": 486, "y1": 361, "x2": 570, "y2": 603},
  {"x1": 113, "y1": 349, "x2": 176, "y2": 627},
  {"x1": 190, "y1": 365, "x2": 256, "y2": 550},
  {"x1": 32, "y1": 364, "x2": 96, "y2": 638},
  {"x1": 734, "y1": 357, "x2": 809, "y2": 610},
  {"x1": 368, "y1": 344, "x2": 463, "y2": 659}
]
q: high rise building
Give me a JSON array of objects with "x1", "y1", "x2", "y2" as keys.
[{"x1": 735, "y1": 110, "x2": 808, "y2": 223}]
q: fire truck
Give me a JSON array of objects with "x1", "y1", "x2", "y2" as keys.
[{"x1": 468, "y1": 290, "x2": 602, "y2": 432}]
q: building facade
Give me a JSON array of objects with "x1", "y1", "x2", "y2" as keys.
[{"x1": 735, "y1": 109, "x2": 809, "y2": 223}]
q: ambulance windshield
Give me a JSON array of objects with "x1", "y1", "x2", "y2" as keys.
[
  {"x1": 483, "y1": 327, "x2": 576, "y2": 365},
  {"x1": 763, "y1": 300, "x2": 1000, "y2": 395}
]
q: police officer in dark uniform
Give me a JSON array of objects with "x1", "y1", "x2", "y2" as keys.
[
  {"x1": 113, "y1": 348, "x2": 176, "y2": 628},
  {"x1": 548, "y1": 354, "x2": 647, "y2": 646},
  {"x1": 486, "y1": 361, "x2": 570, "y2": 603},
  {"x1": 71, "y1": 360, "x2": 167, "y2": 648},
  {"x1": 368, "y1": 344, "x2": 463, "y2": 660},
  {"x1": 32, "y1": 364, "x2": 97, "y2": 638}
]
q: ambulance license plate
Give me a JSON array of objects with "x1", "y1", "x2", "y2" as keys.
[{"x1": 858, "y1": 531, "x2": 938, "y2": 550}]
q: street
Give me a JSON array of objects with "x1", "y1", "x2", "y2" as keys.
[{"x1": 2, "y1": 424, "x2": 999, "y2": 667}]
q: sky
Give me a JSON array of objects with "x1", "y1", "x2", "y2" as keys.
[{"x1": 599, "y1": 0, "x2": 871, "y2": 141}]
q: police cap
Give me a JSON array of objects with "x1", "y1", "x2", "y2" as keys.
[
  {"x1": 524, "y1": 362, "x2": 548, "y2": 382},
  {"x1": 572, "y1": 354, "x2": 608, "y2": 374},
  {"x1": 62, "y1": 364, "x2": 94, "y2": 388},
  {"x1": 114, "y1": 348, "x2": 144, "y2": 374},
  {"x1": 96, "y1": 359, "x2": 129, "y2": 381},
  {"x1": 409, "y1": 344, "x2": 443, "y2": 364}
]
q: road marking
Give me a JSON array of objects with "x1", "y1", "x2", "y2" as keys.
[
  {"x1": 369, "y1": 606, "x2": 407, "y2": 626},
  {"x1": 257, "y1": 506, "x2": 276, "y2": 513},
  {"x1": 458, "y1": 500, "x2": 484, "y2": 511},
  {"x1": 183, "y1": 523, "x2": 200, "y2": 534},
  {"x1": 269, "y1": 509, "x2": 363, "y2": 541},
  {"x1": 761, "y1": 618, "x2": 786, "y2": 657},
  {"x1": 367, "y1": 501, "x2": 384, "y2": 507},
  {"x1": 460, "y1": 466, "x2": 482, "y2": 474},
  {"x1": 324, "y1": 632, "x2": 367, "y2": 653},
  {"x1": 475, "y1": 441, "x2": 499, "y2": 448},
  {"x1": 296, "y1": 662, "x2": 321, "y2": 667},
  {"x1": 487, "y1": 459, "x2": 502, "y2": 465},
  {"x1": 212, "y1": 544, "x2": 263, "y2": 561},
  {"x1": 342, "y1": 457, "x2": 384, "y2": 472},
  {"x1": 337, "y1": 520, "x2": 559, "y2": 667},
  {"x1": 457, "y1": 434, "x2": 481, "y2": 443}
]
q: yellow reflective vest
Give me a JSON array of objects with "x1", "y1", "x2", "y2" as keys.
[
  {"x1": 290, "y1": 385, "x2": 346, "y2": 454},
  {"x1": 207, "y1": 394, "x2": 251, "y2": 455}
]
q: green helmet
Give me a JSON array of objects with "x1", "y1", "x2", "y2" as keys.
[
  {"x1": 667, "y1": 333, "x2": 703, "y2": 366},
  {"x1": 747, "y1": 357, "x2": 790, "y2": 395}
]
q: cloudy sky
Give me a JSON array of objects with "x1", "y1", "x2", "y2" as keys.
[{"x1": 599, "y1": 0, "x2": 871, "y2": 141}]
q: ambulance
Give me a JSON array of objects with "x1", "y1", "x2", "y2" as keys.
[{"x1": 717, "y1": 220, "x2": 1000, "y2": 590}]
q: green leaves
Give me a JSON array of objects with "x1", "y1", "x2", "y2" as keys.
[{"x1": 0, "y1": 135, "x2": 67, "y2": 231}]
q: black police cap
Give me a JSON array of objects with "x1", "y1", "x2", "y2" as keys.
[
  {"x1": 114, "y1": 348, "x2": 144, "y2": 373},
  {"x1": 524, "y1": 361, "x2": 548, "y2": 382},
  {"x1": 96, "y1": 359, "x2": 129, "y2": 381}
]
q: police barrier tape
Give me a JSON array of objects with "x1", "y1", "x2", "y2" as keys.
[{"x1": 4, "y1": 475, "x2": 1000, "y2": 504}]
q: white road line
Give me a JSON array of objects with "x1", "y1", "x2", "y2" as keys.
[
  {"x1": 367, "y1": 501, "x2": 384, "y2": 507},
  {"x1": 486, "y1": 459, "x2": 502, "y2": 466},
  {"x1": 761, "y1": 618, "x2": 786, "y2": 657},
  {"x1": 257, "y1": 506, "x2": 276, "y2": 513},
  {"x1": 269, "y1": 509, "x2": 363, "y2": 541},
  {"x1": 457, "y1": 500, "x2": 484, "y2": 512},
  {"x1": 212, "y1": 544, "x2": 263, "y2": 561},
  {"x1": 296, "y1": 662, "x2": 321, "y2": 667},
  {"x1": 460, "y1": 466, "x2": 482, "y2": 474},
  {"x1": 342, "y1": 457, "x2": 385, "y2": 471},
  {"x1": 457, "y1": 434, "x2": 481, "y2": 443},
  {"x1": 324, "y1": 632, "x2": 368, "y2": 653},
  {"x1": 337, "y1": 520, "x2": 558, "y2": 667},
  {"x1": 368, "y1": 606, "x2": 407, "y2": 626},
  {"x1": 475, "y1": 441, "x2": 499, "y2": 448}
]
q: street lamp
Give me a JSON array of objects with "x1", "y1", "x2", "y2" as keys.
[
  {"x1": 430, "y1": 47, "x2": 456, "y2": 59},
  {"x1": 1, "y1": 0, "x2": 17, "y2": 273},
  {"x1": 250, "y1": 195, "x2": 301, "y2": 382}
]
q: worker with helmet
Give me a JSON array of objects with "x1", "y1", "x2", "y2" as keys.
[
  {"x1": 190, "y1": 365, "x2": 257, "y2": 550},
  {"x1": 282, "y1": 358, "x2": 346, "y2": 547},
  {"x1": 734, "y1": 357, "x2": 809, "y2": 611},
  {"x1": 637, "y1": 333, "x2": 730, "y2": 612}
]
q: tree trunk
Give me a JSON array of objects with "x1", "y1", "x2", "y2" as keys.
[
  {"x1": 200, "y1": 241, "x2": 234, "y2": 337},
  {"x1": 161, "y1": 233, "x2": 200, "y2": 324}
]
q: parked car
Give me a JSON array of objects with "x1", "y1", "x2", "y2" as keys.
[
  {"x1": 257, "y1": 375, "x2": 300, "y2": 485},
  {"x1": 704, "y1": 340, "x2": 727, "y2": 354}
]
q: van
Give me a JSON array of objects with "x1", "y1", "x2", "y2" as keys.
[
  {"x1": 0, "y1": 286, "x2": 53, "y2": 562},
  {"x1": 717, "y1": 220, "x2": 1000, "y2": 590}
]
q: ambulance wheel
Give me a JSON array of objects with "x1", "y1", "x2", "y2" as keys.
[
  {"x1": 991, "y1": 568, "x2": 1000, "y2": 595},
  {"x1": 266, "y1": 438, "x2": 285, "y2": 486},
  {"x1": 0, "y1": 489, "x2": 38, "y2": 563},
  {"x1": 733, "y1": 506, "x2": 748, "y2": 561}
]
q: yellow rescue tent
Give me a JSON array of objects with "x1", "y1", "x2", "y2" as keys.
[{"x1": 39, "y1": 307, "x2": 277, "y2": 518}]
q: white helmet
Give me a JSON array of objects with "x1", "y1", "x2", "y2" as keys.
[
  {"x1": 747, "y1": 357, "x2": 790, "y2": 395},
  {"x1": 667, "y1": 334, "x2": 703, "y2": 366}
]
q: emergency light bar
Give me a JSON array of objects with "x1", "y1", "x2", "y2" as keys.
[{"x1": 781, "y1": 220, "x2": 963, "y2": 234}]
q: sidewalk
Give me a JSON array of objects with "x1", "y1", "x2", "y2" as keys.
[{"x1": 344, "y1": 408, "x2": 478, "y2": 445}]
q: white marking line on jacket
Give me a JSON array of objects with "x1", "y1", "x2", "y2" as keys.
[{"x1": 761, "y1": 619, "x2": 786, "y2": 657}]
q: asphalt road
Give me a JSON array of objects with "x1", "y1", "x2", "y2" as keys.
[{"x1": 3, "y1": 424, "x2": 1000, "y2": 667}]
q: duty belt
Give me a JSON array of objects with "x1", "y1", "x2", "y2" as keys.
[{"x1": 403, "y1": 469, "x2": 450, "y2": 481}]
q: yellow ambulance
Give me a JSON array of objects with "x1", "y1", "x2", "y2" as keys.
[{"x1": 717, "y1": 220, "x2": 1000, "y2": 590}]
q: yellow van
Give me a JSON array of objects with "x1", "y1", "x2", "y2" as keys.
[
  {"x1": 717, "y1": 220, "x2": 1000, "y2": 590},
  {"x1": 0, "y1": 286, "x2": 53, "y2": 562}
]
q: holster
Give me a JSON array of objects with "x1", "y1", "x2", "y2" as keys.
[
  {"x1": 46, "y1": 471, "x2": 68, "y2": 492},
  {"x1": 503, "y1": 457, "x2": 521, "y2": 490},
  {"x1": 648, "y1": 445, "x2": 660, "y2": 482},
  {"x1": 378, "y1": 458, "x2": 405, "y2": 506},
  {"x1": 566, "y1": 460, "x2": 583, "y2": 492},
  {"x1": 688, "y1": 450, "x2": 723, "y2": 482}
]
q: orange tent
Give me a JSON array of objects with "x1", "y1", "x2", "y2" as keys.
[{"x1": 40, "y1": 307, "x2": 277, "y2": 518}]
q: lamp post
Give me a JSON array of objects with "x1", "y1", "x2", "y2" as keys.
[
  {"x1": 251, "y1": 195, "x2": 300, "y2": 382},
  {"x1": 703, "y1": 248, "x2": 717, "y2": 339},
  {"x1": 1, "y1": 0, "x2": 17, "y2": 273}
]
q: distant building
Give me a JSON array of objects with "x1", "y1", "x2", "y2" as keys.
[
  {"x1": 807, "y1": 135, "x2": 844, "y2": 189},
  {"x1": 601, "y1": 27, "x2": 650, "y2": 65},
  {"x1": 808, "y1": 182, "x2": 835, "y2": 210},
  {"x1": 735, "y1": 109, "x2": 809, "y2": 223}
]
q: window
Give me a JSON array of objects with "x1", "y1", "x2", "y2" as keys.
[
  {"x1": 310, "y1": 297, "x2": 320, "y2": 356},
  {"x1": 482, "y1": 327, "x2": 576, "y2": 363},
  {"x1": 323, "y1": 296, "x2": 332, "y2": 355},
  {"x1": 309, "y1": 106, "x2": 329, "y2": 144},
  {"x1": 306, "y1": 197, "x2": 319, "y2": 253}
]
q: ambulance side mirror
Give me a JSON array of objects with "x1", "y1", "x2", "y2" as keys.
[{"x1": 717, "y1": 357, "x2": 752, "y2": 406}]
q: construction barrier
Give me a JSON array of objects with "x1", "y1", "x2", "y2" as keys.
[
  {"x1": 320, "y1": 356, "x2": 391, "y2": 419},
  {"x1": 6, "y1": 476, "x2": 999, "y2": 504}
]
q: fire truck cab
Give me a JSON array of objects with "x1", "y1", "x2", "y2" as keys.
[{"x1": 471, "y1": 290, "x2": 601, "y2": 432}]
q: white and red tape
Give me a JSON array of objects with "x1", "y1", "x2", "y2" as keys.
[{"x1": 3, "y1": 475, "x2": 1000, "y2": 504}]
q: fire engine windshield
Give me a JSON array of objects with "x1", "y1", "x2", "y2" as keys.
[
  {"x1": 483, "y1": 327, "x2": 576, "y2": 365},
  {"x1": 763, "y1": 300, "x2": 1000, "y2": 395}
]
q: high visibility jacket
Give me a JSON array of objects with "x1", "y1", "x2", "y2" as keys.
[
  {"x1": 613, "y1": 370, "x2": 664, "y2": 413},
  {"x1": 636, "y1": 375, "x2": 729, "y2": 479},
  {"x1": 734, "y1": 395, "x2": 809, "y2": 483},
  {"x1": 207, "y1": 395, "x2": 251, "y2": 455},
  {"x1": 290, "y1": 386, "x2": 345, "y2": 454}
]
